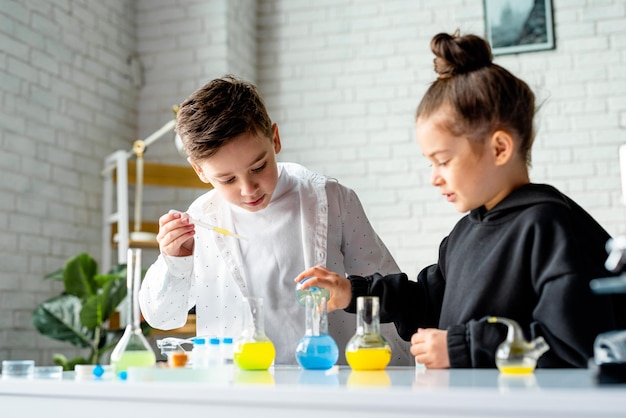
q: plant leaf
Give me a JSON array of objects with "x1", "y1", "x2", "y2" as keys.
[
  {"x1": 80, "y1": 275, "x2": 126, "y2": 329},
  {"x1": 44, "y1": 268, "x2": 64, "y2": 281},
  {"x1": 63, "y1": 253, "x2": 98, "y2": 299},
  {"x1": 52, "y1": 353, "x2": 68, "y2": 369},
  {"x1": 80, "y1": 295, "x2": 104, "y2": 330},
  {"x1": 32, "y1": 294, "x2": 93, "y2": 348}
]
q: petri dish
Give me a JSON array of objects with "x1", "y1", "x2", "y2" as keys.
[
  {"x1": 2, "y1": 360, "x2": 35, "y2": 379},
  {"x1": 34, "y1": 366, "x2": 63, "y2": 380}
]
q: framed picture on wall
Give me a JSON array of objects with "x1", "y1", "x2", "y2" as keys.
[{"x1": 484, "y1": 0, "x2": 555, "y2": 56}]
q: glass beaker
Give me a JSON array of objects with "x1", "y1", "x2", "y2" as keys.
[
  {"x1": 295, "y1": 293, "x2": 338, "y2": 370},
  {"x1": 345, "y1": 296, "x2": 391, "y2": 370},
  {"x1": 233, "y1": 297, "x2": 276, "y2": 370},
  {"x1": 110, "y1": 248, "x2": 156, "y2": 376}
]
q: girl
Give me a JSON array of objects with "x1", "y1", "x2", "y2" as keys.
[{"x1": 296, "y1": 31, "x2": 624, "y2": 369}]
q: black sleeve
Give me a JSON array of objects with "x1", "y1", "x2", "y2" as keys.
[{"x1": 346, "y1": 263, "x2": 446, "y2": 341}]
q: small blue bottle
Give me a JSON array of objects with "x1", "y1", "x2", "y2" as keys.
[{"x1": 295, "y1": 294, "x2": 339, "y2": 370}]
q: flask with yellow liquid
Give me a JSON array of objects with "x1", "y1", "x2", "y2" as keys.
[
  {"x1": 487, "y1": 316, "x2": 549, "y2": 375},
  {"x1": 110, "y1": 249, "x2": 156, "y2": 378},
  {"x1": 233, "y1": 297, "x2": 276, "y2": 370},
  {"x1": 345, "y1": 296, "x2": 391, "y2": 370}
]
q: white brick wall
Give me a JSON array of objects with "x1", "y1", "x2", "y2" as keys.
[
  {"x1": 258, "y1": 0, "x2": 626, "y2": 277},
  {"x1": 1, "y1": 0, "x2": 625, "y2": 363},
  {"x1": 134, "y1": 0, "x2": 258, "y2": 226},
  {"x1": 0, "y1": 0, "x2": 138, "y2": 364}
]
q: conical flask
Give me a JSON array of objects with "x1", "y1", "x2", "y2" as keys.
[
  {"x1": 110, "y1": 248, "x2": 156, "y2": 376},
  {"x1": 487, "y1": 316, "x2": 549, "y2": 374},
  {"x1": 345, "y1": 296, "x2": 391, "y2": 370},
  {"x1": 233, "y1": 297, "x2": 276, "y2": 370},
  {"x1": 295, "y1": 293, "x2": 339, "y2": 370}
]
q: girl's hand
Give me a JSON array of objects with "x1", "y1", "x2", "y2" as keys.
[
  {"x1": 156, "y1": 211, "x2": 196, "y2": 257},
  {"x1": 294, "y1": 265, "x2": 352, "y2": 312},
  {"x1": 410, "y1": 328, "x2": 450, "y2": 369}
]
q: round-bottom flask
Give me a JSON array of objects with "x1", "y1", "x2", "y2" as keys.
[
  {"x1": 295, "y1": 294, "x2": 339, "y2": 370},
  {"x1": 233, "y1": 297, "x2": 276, "y2": 370},
  {"x1": 110, "y1": 249, "x2": 156, "y2": 377},
  {"x1": 345, "y1": 296, "x2": 391, "y2": 371}
]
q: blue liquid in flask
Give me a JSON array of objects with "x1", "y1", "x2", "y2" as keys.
[{"x1": 296, "y1": 334, "x2": 339, "y2": 370}]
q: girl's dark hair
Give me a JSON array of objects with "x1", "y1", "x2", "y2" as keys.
[
  {"x1": 176, "y1": 75, "x2": 273, "y2": 161},
  {"x1": 416, "y1": 32, "x2": 536, "y2": 166}
]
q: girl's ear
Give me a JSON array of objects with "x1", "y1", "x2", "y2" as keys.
[
  {"x1": 490, "y1": 130, "x2": 515, "y2": 166},
  {"x1": 188, "y1": 158, "x2": 211, "y2": 184}
]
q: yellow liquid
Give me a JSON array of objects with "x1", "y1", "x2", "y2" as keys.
[
  {"x1": 111, "y1": 350, "x2": 156, "y2": 373},
  {"x1": 234, "y1": 370, "x2": 275, "y2": 386},
  {"x1": 346, "y1": 347, "x2": 391, "y2": 371},
  {"x1": 498, "y1": 365, "x2": 535, "y2": 375},
  {"x1": 233, "y1": 341, "x2": 276, "y2": 370},
  {"x1": 347, "y1": 370, "x2": 391, "y2": 387}
]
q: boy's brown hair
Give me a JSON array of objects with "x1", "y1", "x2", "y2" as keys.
[{"x1": 176, "y1": 75, "x2": 273, "y2": 161}]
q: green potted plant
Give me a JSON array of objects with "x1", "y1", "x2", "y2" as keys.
[{"x1": 32, "y1": 253, "x2": 133, "y2": 370}]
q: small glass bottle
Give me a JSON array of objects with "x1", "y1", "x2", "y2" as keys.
[
  {"x1": 110, "y1": 248, "x2": 156, "y2": 377},
  {"x1": 345, "y1": 296, "x2": 391, "y2": 371},
  {"x1": 221, "y1": 337, "x2": 234, "y2": 365},
  {"x1": 207, "y1": 337, "x2": 222, "y2": 368},
  {"x1": 295, "y1": 293, "x2": 339, "y2": 370},
  {"x1": 192, "y1": 337, "x2": 209, "y2": 369},
  {"x1": 233, "y1": 297, "x2": 276, "y2": 370}
]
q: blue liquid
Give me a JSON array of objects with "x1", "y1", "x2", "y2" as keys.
[{"x1": 295, "y1": 334, "x2": 339, "y2": 370}]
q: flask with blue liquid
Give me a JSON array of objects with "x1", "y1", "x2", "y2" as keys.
[{"x1": 295, "y1": 288, "x2": 339, "y2": 370}]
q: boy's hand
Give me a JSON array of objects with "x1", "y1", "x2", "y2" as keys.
[
  {"x1": 294, "y1": 265, "x2": 352, "y2": 312},
  {"x1": 410, "y1": 328, "x2": 450, "y2": 369},
  {"x1": 156, "y1": 211, "x2": 195, "y2": 257}
]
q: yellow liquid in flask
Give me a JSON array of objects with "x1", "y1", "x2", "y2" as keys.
[
  {"x1": 346, "y1": 347, "x2": 391, "y2": 371},
  {"x1": 233, "y1": 341, "x2": 276, "y2": 370},
  {"x1": 498, "y1": 365, "x2": 535, "y2": 375}
]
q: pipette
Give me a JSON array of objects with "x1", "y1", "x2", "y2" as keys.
[{"x1": 169, "y1": 209, "x2": 247, "y2": 240}]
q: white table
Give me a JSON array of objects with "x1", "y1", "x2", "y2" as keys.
[{"x1": 1, "y1": 366, "x2": 625, "y2": 418}]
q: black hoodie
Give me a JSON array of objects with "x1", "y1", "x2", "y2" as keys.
[{"x1": 347, "y1": 183, "x2": 626, "y2": 368}]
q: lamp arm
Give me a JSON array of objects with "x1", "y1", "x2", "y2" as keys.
[
  {"x1": 140, "y1": 119, "x2": 177, "y2": 150},
  {"x1": 100, "y1": 119, "x2": 177, "y2": 176}
]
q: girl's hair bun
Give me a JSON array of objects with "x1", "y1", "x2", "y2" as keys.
[{"x1": 431, "y1": 31, "x2": 493, "y2": 79}]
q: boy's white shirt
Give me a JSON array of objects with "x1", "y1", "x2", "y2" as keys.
[{"x1": 139, "y1": 162, "x2": 412, "y2": 365}]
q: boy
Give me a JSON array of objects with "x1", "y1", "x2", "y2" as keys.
[{"x1": 138, "y1": 75, "x2": 411, "y2": 365}]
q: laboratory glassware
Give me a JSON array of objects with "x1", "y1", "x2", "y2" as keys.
[
  {"x1": 110, "y1": 248, "x2": 156, "y2": 376},
  {"x1": 295, "y1": 293, "x2": 339, "y2": 370},
  {"x1": 487, "y1": 316, "x2": 549, "y2": 374},
  {"x1": 233, "y1": 297, "x2": 276, "y2": 370},
  {"x1": 295, "y1": 276, "x2": 330, "y2": 305},
  {"x1": 191, "y1": 337, "x2": 210, "y2": 369},
  {"x1": 345, "y1": 296, "x2": 391, "y2": 370}
]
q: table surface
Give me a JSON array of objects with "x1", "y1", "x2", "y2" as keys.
[{"x1": 2, "y1": 365, "x2": 626, "y2": 418}]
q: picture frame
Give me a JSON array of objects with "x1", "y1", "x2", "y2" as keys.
[{"x1": 484, "y1": 0, "x2": 555, "y2": 56}]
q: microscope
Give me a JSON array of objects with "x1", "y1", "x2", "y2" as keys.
[{"x1": 589, "y1": 144, "x2": 626, "y2": 383}]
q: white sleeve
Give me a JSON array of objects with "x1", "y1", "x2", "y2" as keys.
[
  {"x1": 333, "y1": 182, "x2": 400, "y2": 276},
  {"x1": 138, "y1": 254, "x2": 196, "y2": 330}
]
